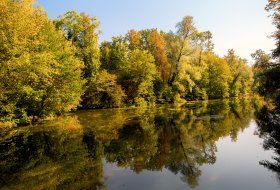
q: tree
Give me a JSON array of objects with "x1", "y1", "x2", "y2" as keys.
[
  {"x1": 162, "y1": 16, "x2": 217, "y2": 101},
  {"x1": 56, "y1": 11, "x2": 103, "y2": 108},
  {"x1": 192, "y1": 31, "x2": 214, "y2": 65},
  {"x1": 165, "y1": 16, "x2": 197, "y2": 85},
  {"x1": 251, "y1": 0, "x2": 280, "y2": 106},
  {"x1": 139, "y1": 29, "x2": 171, "y2": 84},
  {"x1": 252, "y1": 49, "x2": 280, "y2": 103},
  {"x1": 204, "y1": 54, "x2": 231, "y2": 99},
  {"x1": 126, "y1": 29, "x2": 141, "y2": 51},
  {"x1": 0, "y1": 0, "x2": 84, "y2": 124},
  {"x1": 266, "y1": 0, "x2": 280, "y2": 58},
  {"x1": 100, "y1": 36, "x2": 129, "y2": 73},
  {"x1": 225, "y1": 49, "x2": 253, "y2": 97},
  {"x1": 251, "y1": 49, "x2": 271, "y2": 96},
  {"x1": 82, "y1": 70, "x2": 126, "y2": 108},
  {"x1": 55, "y1": 11, "x2": 100, "y2": 80},
  {"x1": 119, "y1": 49, "x2": 157, "y2": 106},
  {"x1": 100, "y1": 34, "x2": 157, "y2": 106}
]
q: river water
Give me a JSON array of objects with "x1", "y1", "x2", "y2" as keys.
[{"x1": 0, "y1": 99, "x2": 279, "y2": 190}]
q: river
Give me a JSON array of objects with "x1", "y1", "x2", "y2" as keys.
[{"x1": 0, "y1": 99, "x2": 279, "y2": 190}]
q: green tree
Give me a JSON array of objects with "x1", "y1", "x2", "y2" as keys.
[
  {"x1": 56, "y1": 11, "x2": 103, "y2": 109},
  {"x1": 82, "y1": 70, "x2": 126, "y2": 108},
  {"x1": 119, "y1": 49, "x2": 157, "y2": 106},
  {"x1": 266, "y1": 0, "x2": 280, "y2": 57},
  {"x1": 192, "y1": 31, "x2": 214, "y2": 64},
  {"x1": 250, "y1": 0, "x2": 280, "y2": 106},
  {"x1": 100, "y1": 36, "x2": 129, "y2": 73},
  {"x1": 55, "y1": 10, "x2": 100, "y2": 80},
  {"x1": 164, "y1": 16, "x2": 197, "y2": 85},
  {"x1": 252, "y1": 49, "x2": 280, "y2": 102},
  {"x1": 225, "y1": 49, "x2": 253, "y2": 97},
  {"x1": 136, "y1": 29, "x2": 172, "y2": 103},
  {"x1": 204, "y1": 54, "x2": 231, "y2": 99},
  {"x1": 0, "y1": 0, "x2": 84, "y2": 125},
  {"x1": 100, "y1": 36, "x2": 157, "y2": 107}
]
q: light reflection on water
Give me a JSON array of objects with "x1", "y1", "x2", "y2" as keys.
[{"x1": 0, "y1": 99, "x2": 280, "y2": 190}]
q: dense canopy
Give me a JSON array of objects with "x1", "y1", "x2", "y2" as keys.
[{"x1": 0, "y1": 0, "x2": 279, "y2": 126}]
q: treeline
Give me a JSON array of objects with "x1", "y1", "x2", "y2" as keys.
[{"x1": 0, "y1": 0, "x2": 254, "y2": 125}]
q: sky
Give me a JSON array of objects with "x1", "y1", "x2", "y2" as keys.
[{"x1": 37, "y1": 0, "x2": 275, "y2": 62}]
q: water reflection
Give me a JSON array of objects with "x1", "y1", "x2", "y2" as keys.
[
  {"x1": 255, "y1": 106, "x2": 280, "y2": 181},
  {"x1": 0, "y1": 117, "x2": 105, "y2": 190},
  {"x1": 0, "y1": 100, "x2": 255, "y2": 189}
]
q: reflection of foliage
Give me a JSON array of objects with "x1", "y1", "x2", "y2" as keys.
[
  {"x1": 103, "y1": 100, "x2": 254, "y2": 188},
  {"x1": 105, "y1": 111, "x2": 158, "y2": 173},
  {"x1": 0, "y1": 116, "x2": 105, "y2": 190},
  {"x1": 76, "y1": 109, "x2": 129, "y2": 145},
  {"x1": 256, "y1": 106, "x2": 280, "y2": 180},
  {"x1": 0, "y1": 100, "x2": 254, "y2": 189}
]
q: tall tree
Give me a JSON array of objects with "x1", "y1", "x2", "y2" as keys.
[
  {"x1": 119, "y1": 49, "x2": 157, "y2": 106},
  {"x1": 266, "y1": 0, "x2": 280, "y2": 58},
  {"x1": 100, "y1": 36, "x2": 129, "y2": 73},
  {"x1": 139, "y1": 29, "x2": 171, "y2": 84},
  {"x1": 204, "y1": 54, "x2": 231, "y2": 99},
  {"x1": 165, "y1": 16, "x2": 197, "y2": 85},
  {"x1": 56, "y1": 11, "x2": 103, "y2": 108},
  {"x1": 192, "y1": 31, "x2": 214, "y2": 65},
  {"x1": 251, "y1": 0, "x2": 280, "y2": 106},
  {"x1": 225, "y1": 49, "x2": 253, "y2": 97},
  {"x1": 0, "y1": 0, "x2": 84, "y2": 124},
  {"x1": 56, "y1": 11, "x2": 100, "y2": 80},
  {"x1": 82, "y1": 70, "x2": 126, "y2": 108},
  {"x1": 252, "y1": 49, "x2": 277, "y2": 97},
  {"x1": 126, "y1": 29, "x2": 141, "y2": 51}
]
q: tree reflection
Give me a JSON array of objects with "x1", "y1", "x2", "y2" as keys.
[
  {"x1": 0, "y1": 116, "x2": 106, "y2": 190},
  {"x1": 0, "y1": 99, "x2": 254, "y2": 189},
  {"x1": 256, "y1": 106, "x2": 280, "y2": 180},
  {"x1": 102, "y1": 99, "x2": 254, "y2": 188}
]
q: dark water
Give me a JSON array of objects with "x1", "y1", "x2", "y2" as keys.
[{"x1": 1, "y1": 99, "x2": 280, "y2": 190}]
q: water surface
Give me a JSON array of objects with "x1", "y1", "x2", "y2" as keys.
[{"x1": 0, "y1": 100, "x2": 279, "y2": 190}]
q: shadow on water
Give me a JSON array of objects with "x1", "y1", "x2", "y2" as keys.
[
  {"x1": 0, "y1": 99, "x2": 255, "y2": 189},
  {"x1": 255, "y1": 106, "x2": 280, "y2": 181}
]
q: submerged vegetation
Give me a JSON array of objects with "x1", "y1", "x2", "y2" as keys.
[{"x1": 0, "y1": 0, "x2": 279, "y2": 126}]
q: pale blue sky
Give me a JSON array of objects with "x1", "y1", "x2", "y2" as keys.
[{"x1": 37, "y1": 0, "x2": 275, "y2": 62}]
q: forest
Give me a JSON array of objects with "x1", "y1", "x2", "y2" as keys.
[{"x1": 0, "y1": 0, "x2": 279, "y2": 126}]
